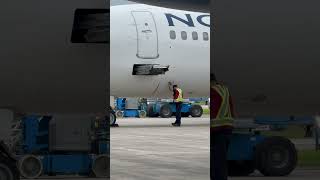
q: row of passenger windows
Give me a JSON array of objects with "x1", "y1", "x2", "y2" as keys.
[{"x1": 169, "y1": 30, "x2": 209, "y2": 41}]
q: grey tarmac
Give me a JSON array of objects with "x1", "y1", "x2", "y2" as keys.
[{"x1": 25, "y1": 116, "x2": 320, "y2": 180}]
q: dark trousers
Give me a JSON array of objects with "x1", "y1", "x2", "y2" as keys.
[
  {"x1": 175, "y1": 102, "x2": 182, "y2": 124},
  {"x1": 211, "y1": 132, "x2": 231, "y2": 180}
]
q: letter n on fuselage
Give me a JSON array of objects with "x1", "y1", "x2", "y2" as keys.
[{"x1": 165, "y1": 13, "x2": 195, "y2": 27}]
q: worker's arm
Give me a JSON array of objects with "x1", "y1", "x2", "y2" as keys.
[
  {"x1": 168, "y1": 82, "x2": 173, "y2": 92},
  {"x1": 210, "y1": 88, "x2": 222, "y2": 119}
]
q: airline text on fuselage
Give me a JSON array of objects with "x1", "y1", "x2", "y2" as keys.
[{"x1": 165, "y1": 13, "x2": 210, "y2": 27}]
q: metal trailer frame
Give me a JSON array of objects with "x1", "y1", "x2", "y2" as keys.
[
  {"x1": 154, "y1": 102, "x2": 191, "y2": 114},
  {"x1": 16, "y1": 115, "x2": 109, "y2": 178},
  {"x1": 41, "y1": 154, "x2": 92, "y2": 175},
  {"x1": 148, "y1": 101, "x2": 203, "y2": 118},
  {"x1": 227, "y1": 116, "x2": 320, "y2": 176},
  {"x1": 115, "y1": 98, "x2": 147, "y2": 118},
  {"x1": 232, "y1": 116, "x2": 319, "y2": 150}
]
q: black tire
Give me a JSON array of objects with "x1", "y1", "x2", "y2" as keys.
[
  {"x1": 228, "y1": 160, "x2": 255, "y2": 176},
  {"x1": 0, "y1": 156, "x2": 19, "y2": 180},
  {"x1": 159, "y1": 104, "x2": 172, "y2": 118},
  {"x1": 255, "y1": 136, "x2": 297, "y2": 176},
  {"x1": 190, "y1": 105, "x2": 203, "y2": 117},
  {"x1": 115, "y1": 110, "x2": 124, "y2": 118},
  {"x1": 91, "y1": 154, "x2": 109, "y2": 178},
  {"x1": 138, "y1": 110, "x2": 147, "y2": 118},
  {"x1": 18, "y1": 155, "x2": 43, "y2": 179},
  {"x1": 181, "y1": 112, "x2": 190, "y2": 117},
  {"x1": 110, "y1": 111, "x2": 116, "y2": 125},
  {"x1": 147, "y1": 104, "x2": 158, "y2": 117}
]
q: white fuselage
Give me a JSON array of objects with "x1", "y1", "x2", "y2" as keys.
[{"x1": 110, "y1": 4, "x2": 210, "y2": 98}]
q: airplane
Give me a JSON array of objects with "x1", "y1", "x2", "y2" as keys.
[
  {"x1": 0, "y1": 0, "x2": 319, "y2": 179},
  {"x1": 129, "y1": 0, "x2": 210, "y2": 12},
  {"x1": 0, "y1": 0, "x2": 318, "y2": 118},
  {"x1": 111, "y1": 0, "x2": 210, "y2": 12},
  {"x1": 110, "y1": 3, "x2": 210, "y2": 99},
  {"x1": 0, "y1": 0, "x2": 209, "y2": 115},
  {"x1": 0, "y1": 0, "x2": 209, "y2": 177},
  {"x1": 110, "y1": 0, "x2": 320, "y2": 119},
  {"x1": 111, "y1": 0, "x2": 320, "y2": 119}
]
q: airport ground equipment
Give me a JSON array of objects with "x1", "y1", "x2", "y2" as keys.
[
  {"x1": 147, "y1": 100, "x2": 203, "y2": 118},
  {"x1": 0, "y1": 109, "x2": 21, "y2": 180},
  {"x1": 109, "y1": 110, "x2": 117, "y2": 127},
  {"x1": 0, "y1": 141, "x2": 20, "y2": 180},
  {"x1": 228, "y1": 116, "x2": 319, "y2": 176},
  {"x1": 14, "y1": 114, "x2": 109, "y2": 179},
  {"x1": 115, "y1": 98, "x2": 147, "y2": 118},
  {"x1": 109, "y1": 106, "x2": 117, "y2": 126},
  {"x1": 109, "y1": 96, "x2": 117, "y2": 126},
  {"x1": 188, "y1": 97, "x2": 209, "y2": 104}
]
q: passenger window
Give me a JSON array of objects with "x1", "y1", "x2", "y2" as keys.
[
  {"x1": 192, "y1": 31, "x2": 198, "y2": 40},
  {"x1": 181, "y1": 31, "x2": 187, "y2": 40},
  {"x1": 203, "y1": 32, "x2": 209, "y2": 41},
  {"x1": 170, "y1": 30, "x2": 176, "y2": 39}
]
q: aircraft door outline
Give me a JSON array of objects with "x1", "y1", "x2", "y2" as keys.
[{"x1": 131, "y1": 11, "x2": 159, "y2": 59}]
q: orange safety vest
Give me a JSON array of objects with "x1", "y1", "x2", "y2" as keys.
[
  {"x1": 211, "y1": 84, "x2": 234, "y2": 128},
  {"x1": 175, "y1": 88, "x2": 184, "y2": 102}
]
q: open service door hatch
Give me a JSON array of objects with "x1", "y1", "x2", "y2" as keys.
[{"x1": 131, "y1": 11, "x2": 159, "y2": 59}]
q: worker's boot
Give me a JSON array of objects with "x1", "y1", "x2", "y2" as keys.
[{"x1": 172, "y1": 123, "x2": 180, "y2": 127}]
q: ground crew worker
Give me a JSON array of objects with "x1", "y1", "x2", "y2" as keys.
[
  {"x1": 211, "y1": 73, "x2": 235, "y2": 180},
  {"x1": 172, "y1": 85, "x2": 183, "y2": 126}
]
